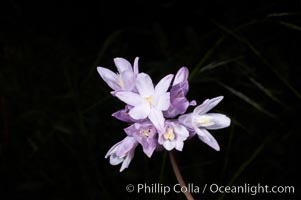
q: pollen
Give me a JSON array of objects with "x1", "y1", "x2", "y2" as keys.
[
  {"x1": 141, "y1": 129, "x2": 151, "y2": 138},
  {"x1": 145, "y1": 96, "x2": 154, "y2": 105},
  {"x1": 117, "y1": 76, "x2": 124, "y2": 88},
  {"x1": 163, "y1": 127, "x2": 175, "y2": 141},
  {"x1": 197, "y1": 115, "x2": 214, "y2": 127}
]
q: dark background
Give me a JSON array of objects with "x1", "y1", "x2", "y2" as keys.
[{"x1": 0, "y1": 0, "x2": 300, "y2": 199}]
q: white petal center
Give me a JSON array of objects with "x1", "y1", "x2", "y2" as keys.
[
  {"x1": 145, "y1": 95, "x2": 154, "y2": 106},
  {"x1": 195, "y1": 115, "x2": 215, "y2": 127}
]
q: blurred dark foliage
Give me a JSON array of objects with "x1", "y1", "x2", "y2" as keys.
[{"x1": 0, "y1": 0, "x2": 301, "y2": 199}]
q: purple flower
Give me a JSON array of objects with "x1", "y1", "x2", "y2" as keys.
[
  {"x1": 165, "y1": 67, "x2": 196, "y2": 118},
  {"x1": 158, "y1": 121, "x2": 189, "y2": 151},
  {"x1": 97, "y1": 57, "x2": 139, "y2": 94},
  {"x1": 115, "y1": 73, "x2": 173, "y2": 131},
  {"x1": 105, "y1": 136, "x2": 138, "y2": 172},
  {"x1": 179, "y1": 96, "x2": 231, "y2": 151},
  {"x1": 98, "y1": 57, "x2": 232, "y2": 172},
  {"x1": 124, "y1": 122, "x2": 158, "y2": 157}
]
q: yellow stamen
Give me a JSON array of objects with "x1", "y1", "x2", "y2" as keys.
[
  {"x1": 117, "y1": 76, "x2": 124, "y2": 88},
  {"x1": 141, "y1": 129, "x2": 151, "y2": 138},
  {"x1": 197, "y1": 115, "x2": 214, "y2": 127},
  {"x1": 163, "y1": 127, "x2": 175, "y2": 141},
  {"x1": 145, "y1": 96, "x2": 153, "y2": 105}
]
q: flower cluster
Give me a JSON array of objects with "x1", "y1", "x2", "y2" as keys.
[{"x1": 97, "y1": 57, "x2": 231, "y2": 172}]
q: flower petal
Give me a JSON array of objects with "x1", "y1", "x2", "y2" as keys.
[
  {"x1": 112, "y1": 109, "x2": 134, "y2": 123},
  {"x1": 155, "y1": 74, "x2": 174, "y2": 95},
  {"x1": 133, "y1": 57, "x2": 139, "y2": 74},
  {"x1": 114, "y1": 57, "x2": 132, "y2": 73},
  {"x1": 105, "y1": 141, "x2": 120, "y2": 158},
  {"x1": 120, "y1": 70, "x2": 135, "y2": 90},
  {"x1": 175, "y1": 141, "x2": 184, "y2": 151},
  {"x1": 109, "y1": 154, "x2": 124, "y2": 165},
  {"x1": 173, "y1": 67, "x2": 188, "y2": 86},
  {"x1": 142, "y1": 144, "x2": 156, "y2": 158},
  {"x1": 195, "y1": 128, "x2": 220, "y2": 151},
  {"x1": 172, "y1": 97, "x2": 189, "y2": 113},
  {"x1": 129, "y1": 103, "x2": 150, "y2": 120},
  {"x1": 120, "y1": 147, "x2": 136, "y2": 172},
  {"x1": 205, "y1": 113, "x2": 231, "y2": 130},
  {"x1": 136, "y1": 73, "x2": 155, "y2": 97},
  {"x1": 97, "y1": 67, "x2": 120, "y2": 90},
  {"x1": 190, "y1": 100, "x2": 197, "y2": 106},
  {"x1": 115, "y1": 136, "x2": 137, "y2": 156},
  {"x1": 178, "y1": 113, "x2": 193, "y2": 129},
  {"x1": 155, "y1": 92, "x2": 170, "y2": 111},
  {"x1": 162, "y1": 141, "x2": 174, "y2": 151},
  {"x1": 149, "y1": 109, "x2": 165, "y2": 131},
  {"x1": 194, "y1": 96, "x2": 224, "y2": 115},
  {"x1": 115, "y1": 91, "x2": 143, "y2": 106},
  {"x1": 173, "y1": 124, "x2": 189, "y2": 139}
]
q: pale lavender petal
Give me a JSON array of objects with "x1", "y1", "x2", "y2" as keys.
[
  {"x1": 120, "y1": 146, "x2": 137, "y2": 172},
  {"x1": 173, "y1": 124, "x2": 189, "y2": 138},
  {"x1": 170, "y1": 81, "x2": 189, "y2": 99},
  {"x1": 163, "y1": 107, "x2": 177, "y2": 118},
  {"x1": 162, "y1": 141, "x2": 174, "y2": 151},
  {"x1": 97, "y1": 67, "x2": 120, "y2": 90},
  {"x1": 149, "y1": 109, "x2": 165, "y2": 131},
  {"x1": 109, "y1": 154, "x2": 124, "y2": 165},
  {"x1": 175, "y1": 141, "x2": 184, "y2": 151},
  {"x1": 142, "y1": 144, "x2": 156, "y2": 158},
  {"x1": 136, "y1": 73, "x2": 155, "y2": 97},
  {"x1": 172, "y1": 97, "x2": 189, "y2": 113},
  {"x1": 203, "y1": 113, "x2": 231, "y2": 130},
  {"x1": 164, "y1": 97, "x2": 189, "y2": 118},
  {"x1": 129, "y1": 103, "x2": 150, "y2": 120},
  {"x1": 105, "y1": 141, "x2": 121, "y2": 158},
  {"x1": 115, "y1": 136, "x2": 137, "y2": 156},
  {"x1": 155, "y1": 74, "x2": 174, "y2": 95},
  {"x1": 112, "y1": 109, "x2": 134, "y2": 123},
  {"x1": 195, "y1": 128, "x2": 220, "y2": 151},
  {"x1": 190, "y1": 100, "x2": 197, "y2": 106},
  {"x1": 115, "y1": 91, "x2": 143, "y2": 106},
  {"x1": 114, "y1": 57, "x2": 132, "y2": 73},
  {"x1": 178, "y1": 113, "x2": 193, "y2": 129},
  {"x1": 120, "y1": 70, "x2": 135, "y2": 90},
  {"x1": 133, "y1": 57, "x2": 139, "y2": 74},
  {"x1": 124, "y1": 124, "x2": 136, "y2": 137},
  {"x1": 194, "y1": 96, "x2": 224, "y2": 115},
  {"x1": 173, "y1": 67, "x2": 188, "y2": 86},
  {"x1": 155, "y1": 92, "x2": 170, "y2": 111},
  {"x1": 187, "y1": 128, "x2": 197, "y2": 138}
]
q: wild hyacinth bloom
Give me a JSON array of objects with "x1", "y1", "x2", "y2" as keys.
[
  {"x1": 179, "y1": 96, "x2": 231, "y2": 151},
  {"x1": 97, "y1": 57, "x2": 139, "y2": 94},
  {"x1": 115, "y1": 73, "x2": 173, "y2": 131},
  {"x1": 105, "y1": 136, "x2": 138, "y2": 172},
  {"x1": 158, "y1": 121, "x2": 189, "y2": 151},
  {"x1": 165, "y1": 67, "x2": 196, "y2": 118},
  {"x1": 124, "y1": 122, "x2": 157, "y2": 157}
]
